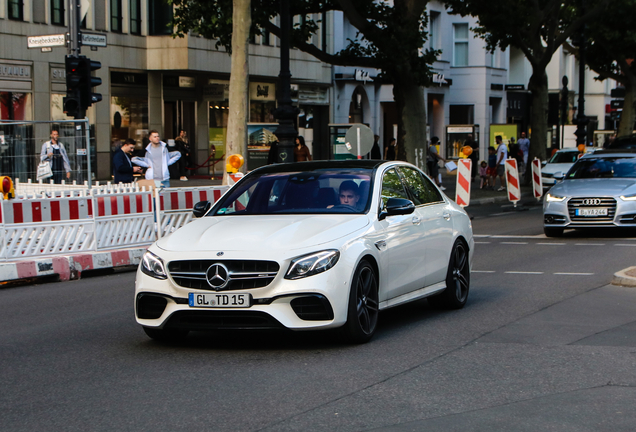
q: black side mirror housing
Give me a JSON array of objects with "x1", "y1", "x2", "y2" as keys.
[
  {"x1": 379, "y1": 197, "x2": 415, "y2": 220},
  {"x1": 192, "y1": 201, "x2": 212, "y2": 218}
]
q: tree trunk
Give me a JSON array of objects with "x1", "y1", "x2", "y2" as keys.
[
  {"x1": 618, "y1": 73, "x2": 636, "y2": 137},
  {"x1": 528, "y1": 68, "x2": 549, "y2": 168},
  {"x1": 393, "y1": 75, "x2": 428, "y2": 170},
  {"x1": 223, "y1": 0, "x2": 251, "y2": 185}
]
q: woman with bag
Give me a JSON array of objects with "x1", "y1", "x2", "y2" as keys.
[{"x1": 39, "y1": 130, "x2": 71, "y2": 184}]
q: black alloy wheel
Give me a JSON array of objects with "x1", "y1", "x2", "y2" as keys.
[
  {"x1": 343, "y1": 260, "x2": 379, "y2": 343},
  {"x1": 429, "y1": 239, "x2": 470, "y2": 309}
]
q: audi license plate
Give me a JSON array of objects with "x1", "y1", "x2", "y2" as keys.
[
  {"x1": 188, "y1": 293, "x2": 251, "y2": 308},
  {"x1": 576, "y1": 208, "x2": 608, "y2": 216}
]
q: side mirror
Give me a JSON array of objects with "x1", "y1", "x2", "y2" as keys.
[
  {"x1": 192, "y1": 201, "x2": 212, "y2": 218},
  {"x1": 553, "y1": 171, "x2": 565, "y2": 180},
  {"x1": 379, "y1": 197, "x2": 415, "y2": 220},
  {"x1": 541, "y1": 160, "x2": 547, "y2": 167}
]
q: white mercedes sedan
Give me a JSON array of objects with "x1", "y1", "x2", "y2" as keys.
[{"x1": 135, "y1": 160, "x2": 474, "y2": 343}]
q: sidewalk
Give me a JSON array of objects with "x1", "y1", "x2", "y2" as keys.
[{"x1": 438, "y1": 170, "x2": 534, "y2": 206}]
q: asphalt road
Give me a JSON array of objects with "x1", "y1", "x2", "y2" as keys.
[{"x1": 1, "y1": 201, "x2": 636, "y2": 432}]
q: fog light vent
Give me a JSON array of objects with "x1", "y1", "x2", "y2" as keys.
[
  {"x1": 137, "y1": 294, "x2": 168, "y2": 319},
  {"x1": 290, "y1": 295, "x2": 334, "y2": 321}
]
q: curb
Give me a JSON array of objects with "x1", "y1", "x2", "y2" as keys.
[
  {"x1": 0, "y1": 248, "x2": 147, "y2": 283},
  {"x1": 612, "y1": 266, "x2": 636, "y2": 287}
]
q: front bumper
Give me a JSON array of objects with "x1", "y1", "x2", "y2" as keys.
[{"x1": 134, "y1": 254, "x2": 354, "y2": 331}]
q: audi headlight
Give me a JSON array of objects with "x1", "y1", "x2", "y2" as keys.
[
  {"x1": 141, "y1": 251, "x2": 167, "y2": 280},
  {"x1": 620, "y1": 193, "x2": 636, "y2": 201},
  {"x1": 546, "y1": 193, "x2": 566, "y2": 202},
  {"x1": 285, "y1": 250, "x2": 340, "y2": 280}
]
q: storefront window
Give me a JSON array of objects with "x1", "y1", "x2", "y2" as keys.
[
  {"x1": 111, "y1": 96, "x2": 149, "y2": 149},
  {"x1": 209, "y1": 103, "x2": 228, "y2": 170},
  {"x1": 249, "y1": 82, "x2": 276, "y2": 123},
  {"x1": 0, "y1": 92, "x2": 32, "y2": 120},
  {"x1": 0, "y1": 91, "x2": 33, "y2": 180}
]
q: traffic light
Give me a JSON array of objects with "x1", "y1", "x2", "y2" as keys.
[
  {"x1": 79, "y1": 57, "x2": 102, "y2": 108},
  {"x1": 63, "y1": 55, "x2": 102, "y2": 117},
  {"x1": 63, "y1": 55, "x2": 82, "y2": 118}
]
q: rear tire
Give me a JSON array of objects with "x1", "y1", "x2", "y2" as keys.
[
  {"x1": 428, "y1": 239, "x2": 470, "y2": 310},
  {"x1": 143, "y1": 326, "x2": 188, "y2": 343},
  {"x1": 544, "y1": 226, "x2": 564, "y2": 237},
  {"x1": 342, "y1": 260, "x2": 379, "y2": 344}
]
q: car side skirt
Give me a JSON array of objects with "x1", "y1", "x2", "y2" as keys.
[{"x1": 379, "y1": 281, "x2": 446, "y2": 310}]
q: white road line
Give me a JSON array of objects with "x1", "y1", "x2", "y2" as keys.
[
  {"x1": 554, "y1": 272, "x2": 594, "y2": 276},
  {"x1": 489, "y1": 235, "x2": 545, "y2": 238},
  {"x1": 615, "y1": 244, "x2": 636, "y2": 247},
  {"x1": 537, "y1": 242, "x2": 566, "y2": 245},
  {"x1": 505, "y1": 271, "x2": 544, "y2": 274},
  {"x1": 472, "y1": 270, "x2": 496, "y2": 273},
  {"x1": 489, "y1": 212, "x2": 515, "y2": 216},
  {"x1": 575, "y1": 243, "x2": 605, "y2": 246},
  {"x1": 501, "y1": 241, "x2": 528, "y2": 245},
  {"x1": 474, "y1": 241, "x2": 491, "y2": 244}
]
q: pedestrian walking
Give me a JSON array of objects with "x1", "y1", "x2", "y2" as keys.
[
  {"x1": 131, "y1": 130, "x2": 181, "y2": 189},
  {"x1": 294, "y1": 136, "x2": 312, "y2": 161},
  {"x1": 370, "y1": 134, "x2": 382, "y2": 159},
  {"x1": 465, "y1": 134, "x2": 479, "y2": 181},
  {"x1": 40, "y1": 129, "x2": 71, "y2": 184},
  {"x1": 487, "y1": 146, "x2": 497, "y2": 190},
  {"x1": 495, "y1": 136, "x2": 508, "y2": 191},
  {"x1": 517, "y1": 132, "x2": 530, "y2": 174},
  {"x1": 175, "y1": 129, "x2": 191, "y2": 181},
  {"x1": 384, "y1": 138, "x2": 397, "y2": 160},
  {"x1": 113, "y1": 138, "x2": 142, "y2": 184},
  {"x1": 427, "y1": 136, "x2": 446, "y2": 190}
]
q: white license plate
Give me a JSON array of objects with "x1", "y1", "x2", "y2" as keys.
[
  {"x1": 188, "y1": 293, "x2": 251, "y2": 308},
  {"x1": 576, "y1": 208, "x2": 608, "y2": 216}
]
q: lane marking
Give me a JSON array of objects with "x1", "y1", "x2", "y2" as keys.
[
  {"x1": 474, "y1": 241, "x2": 491, "y2": 244},
  {"x1": 489, "y1": 235, "x2": 545, "y2": 238},
  {"x1": 505, "y1": 271, "x2": 544, "y2": 274},
  {"x1": 554, "y1": 272, "x2": 594, "y2": 275},
  {"x1": 472, "y1": 270, "x2": 496, "y2": 273},
  {"x1": 501, "y1": 241, "x2": 528, "y2": 245},
  {"x1": 537, "y1": 242, "x2": 566, "y2": 245},
  {"x1": 575, "y1": 243, "x2": 605, "y2": 246},
  {"x1": 615, "y1": 244, "x2": 636, "y2": 247}
]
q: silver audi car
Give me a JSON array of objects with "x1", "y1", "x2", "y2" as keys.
[{"x1": 543, "y1": 151, "x2": 636, "y2": 237}]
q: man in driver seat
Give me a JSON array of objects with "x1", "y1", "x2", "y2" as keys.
[{"x1": 329, "y1": 180, "x2": 360, "y2": 208}]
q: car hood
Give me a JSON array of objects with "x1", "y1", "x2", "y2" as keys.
[
  {"x1": 156, "y1": 214, "x2": 370, "y2": 252},
  {"x1": 542, "y1": 163, "x2": 574, "y2": 175},
  {"x1": 550, "y1": 178, "x2": 636, "y2": 197}
]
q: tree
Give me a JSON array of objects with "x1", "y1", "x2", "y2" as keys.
[
  {"x1": 585, "y1": 0, "x2": 636, "y2": 137},
  {"x1": 445, "y1": 0, "x2": 609, "y2": 162},
  {"x1": 169, "y1": 0, "x2": 439, "y2": 169}
]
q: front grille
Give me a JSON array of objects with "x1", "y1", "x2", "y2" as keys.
[
  {"x1": 290, "y1": 295, "x2": 334, "y2": 321},
  {"x1": 164, "y1": 310, "x2": 284, "y2": 330},
  {"x1": 568, "y1": 197, "x2": 617, "y2": 223},
  {"x1": 167, "y1": 260, "x2": 279, "y2": 290}
]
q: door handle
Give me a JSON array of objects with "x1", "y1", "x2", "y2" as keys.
[
  {"x1": 443, "y1": 212, "x2": 451, "y2": 220},
  {"x1": 412, "y1": 216, "x2": 421, "y2": 225}
]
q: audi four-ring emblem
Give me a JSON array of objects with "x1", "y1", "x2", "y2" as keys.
[
  {"x1": 582, "y1": 198, "x2": 602, "y2": 206},
  {"x1": 206, "y1": 263, "x2": 230, "y2": 290}
]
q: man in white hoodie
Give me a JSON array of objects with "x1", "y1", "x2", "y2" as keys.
[{"x1": 132, "y1": 130, "x2": 181, "y2": 188}]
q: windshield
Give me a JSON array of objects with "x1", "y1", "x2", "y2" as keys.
[
  {"x1": 211, "y1": 169, "x2": 374, "y2": 215},
  {"x1": 548, "y1": 151, "x2": 580, "y2": 164},
  {"x1": 566, "y1": 157, "x2": 636, "y2": 179}
]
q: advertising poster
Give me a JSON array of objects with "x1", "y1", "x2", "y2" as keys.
[
  {"x1": 247, "y1": 123, "x2": 278, "y2": 170},
  {"x1": 490, "y1": 124, "x2": 519, "y2": 148}
]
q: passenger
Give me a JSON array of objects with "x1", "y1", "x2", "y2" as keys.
[{"x1": 328, "y1": 180, "x2": 360, "y2": 209}]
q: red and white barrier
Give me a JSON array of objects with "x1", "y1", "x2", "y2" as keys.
[
  {"x1": 1, "y1": 196, "x2": 92, "y2": 224},
  {"x1": 505, "y1": 158, "x2": 521, "y2": 204},
  {"x1": 94, "y1": 193, "x2": 153, "y2": 217},
  {"x1": 531, "y1": 158, "x2": 543, "y2": 200},
  {"x1": 455, "y1": 159, "x2": 472, "y2": 207}
]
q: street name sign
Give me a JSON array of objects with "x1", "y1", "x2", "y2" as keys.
[
  {"x1": 27, "y1": 34, "x2": 66, "y2": 49},
  {"x1": 81, "y1": 33, "x2": 107, "y2": 47}
]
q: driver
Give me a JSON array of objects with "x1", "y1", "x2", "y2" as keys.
[{"x1": 329, "y1": 180, "x2": 360, "y2": 208}]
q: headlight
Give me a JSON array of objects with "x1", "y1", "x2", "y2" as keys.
[
  {"x1": 545, "y1": 193, "x2": 566, "y2": 202},
  {"x1": 620, "y1": 193, "x2": 636, "y2": 201},
  {"x1": 141, "y1": 251, "x2": 167, "y2": 280},
  {"x1": 285, "y1": 250, "x2": 340, "y2": 280}
]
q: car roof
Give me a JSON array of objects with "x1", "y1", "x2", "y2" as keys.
[
  {"x1": 252, "y1": 160, "x2": 388, "y2": 174},
  {"x1": 580, "y1": 150, "x2": 636, "y2": 159}
]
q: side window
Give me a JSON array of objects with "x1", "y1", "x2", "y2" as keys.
[
  {"x1": 420, "y1": 171, "x2": 444, "y2": 203},
  {"x1": 398, "y1": 167, "x2": 429, "y2": 205},
  {"x1": 380, "y1": 168, "x2": 409, "y2": 209}
]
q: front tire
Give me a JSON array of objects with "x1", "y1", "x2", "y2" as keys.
[
  {"x1": 544, "y1": 226, "x2": 564, "y2": 237},
  {"x1": 342, "y1": 260, "x2": 379, "y2": 344},
  {"x1": 428, "y1": 239, "x2": 470, "y2": 309},
  {"x1": 143, "y1": 326, "x2": 189, "y2": 343}
]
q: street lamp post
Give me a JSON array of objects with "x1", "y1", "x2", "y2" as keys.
[
  {"x1": 274, "y1": 0, "x2": 299, "y2": 163},
  {"x1": 574, "y1": 2, "x2": 588, "y2": 147}
]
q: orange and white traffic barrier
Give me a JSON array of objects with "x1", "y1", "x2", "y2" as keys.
[
  {"x1": 1, "y1": 196, "x2": 93, "y2": 224},
  {"x1": 455, "y1": 158, "x2": 472, "y2": 207},
  {"x1": 158, "y1": 187, "x2": 227, "y2": 211},
  {"x1": 94, "y1": 193, "x2": 153, "y2": 217},
  {"x1": 531, "y1": 158, "x2": 543, "y2": 200},
  {"x1": 505, "y1": 158, "x2": 521, "y2": 204}
]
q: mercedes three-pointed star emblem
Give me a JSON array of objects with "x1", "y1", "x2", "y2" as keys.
[{"x1": 206, "y1": 263, "x2": 230, "y2": 290}]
